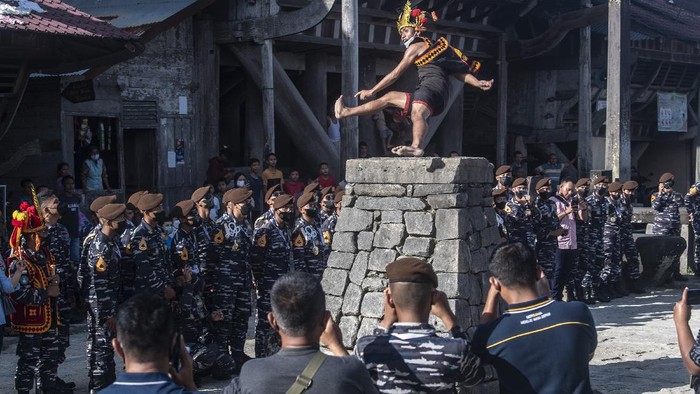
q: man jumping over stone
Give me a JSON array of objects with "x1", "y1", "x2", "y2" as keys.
[{"x1": 334, "y1": 0, "x2": 494, "y2": 157}]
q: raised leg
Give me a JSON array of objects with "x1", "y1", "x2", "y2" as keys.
[{"x1": 335, "y1": 91, "x2": 408, "y2": 119}]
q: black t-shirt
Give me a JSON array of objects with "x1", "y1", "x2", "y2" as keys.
[
  {"x1": 223, "y1": 347, "x2": 378, "y2": 394},
  {"x1": 58, "y1": 192, "x2": 82, "y2": 239}
]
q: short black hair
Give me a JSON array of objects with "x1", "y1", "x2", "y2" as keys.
[
  {"x1": 249, "y1": 158, "x2": 260, "y2": 166},
  {"x1": 116, "y1": 293, "x2": 174, "y2": 363},
  {"x1": 359, "y1": 141, "x2": 368, "y2": 148},
  {"x1": 266, "y1": 152, "x2": 277, "y2": 160},
  {"x1": 560, "y1": 178, "x2": 575, "y2": 186},
  {"x1": 56, "y1": 162, "x2": 69, "y2": 173},
  {"x1": 489, "y1": 243, "x2": 538, "y2": 289},
  {"x1": 514, "y1": 150, "x2": 522, "y2": 155},
  {"x1": 61, "y1": 175, "x2": 75, "y2": 186},
  {"x1": 319, "y1": 162, "x2": 328, "y2": 168},
  {"x1": 20, "y1": 179, "x2": 32, "y2": 188},
  {"x1": 270, "y1": 272, "x2": 325, "y2": 337}
]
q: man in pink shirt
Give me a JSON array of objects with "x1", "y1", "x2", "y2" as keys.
[{"x1": 549, "y1": 178, "x2": 586, "y2": 300}]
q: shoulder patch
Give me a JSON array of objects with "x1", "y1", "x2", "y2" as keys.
[
  {"x1": 257, "y1": 233, "x2": 267, "y2": 247},
  {"x1": 139, "y1": 237, "x2": 148, "y2": 251},
  {"x1": 651, "y1": 194, "x2": 656, "y2": 202},
  {"x1": 294, "y1": 233, "x2": 305, "y2": 247},
  {"x1": 180, "y1": 247, "x2": 189, "y2": 261},
  {"x1": 504, "y1": 206, "x2": 512, "y2": 213},
  {"x1": 95, "y1": 257, "x2": 107, "y2": 272},
  {"x1": 214, "y1": 230, "x2": 224, "y2": 245},
  {"x1": 323, "y1": 230, "x2": 331, "y2": 245}
]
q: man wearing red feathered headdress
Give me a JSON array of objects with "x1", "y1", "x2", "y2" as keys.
[
  {"x1": 334, "y1": 0, "x2": 494, "y2": 157},
  {"x1": 8, "y1": 187, "x2": 66, "y2": 394}
]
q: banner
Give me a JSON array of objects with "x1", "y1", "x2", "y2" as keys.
[{"x1": 657, "y1": 92, "x2": 687, "y2": 132}]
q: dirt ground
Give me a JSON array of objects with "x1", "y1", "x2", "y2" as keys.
[{"x1": 0, "y1": 280, "x2": 697, "y2": 393}]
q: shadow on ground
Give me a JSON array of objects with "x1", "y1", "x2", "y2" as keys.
[{"x1": 590, "y1": 357, "x2": 688, "y2": 393}]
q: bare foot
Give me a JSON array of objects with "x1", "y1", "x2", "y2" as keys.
[
  {"x1": 334, "y1": 95, "x2": 346, "y2": 119},
  {"x1": 391, "y1": 145, "x2": 424, "y2": 157}
]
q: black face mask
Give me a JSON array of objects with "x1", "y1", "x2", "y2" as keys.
[
  {"x1": 500, "y1": 175, "x2": 512, "y2": 187},
  {"x1": 323, "y1": 200, "x2": 334, "y2": 209},
  {"x1": 538, "y1": 191, "x2": 551, "y2": 200},
  {"x1": 154, "y1": 211, "x2": 167, "y2": 225},
  {"x1": 190, "y1": 212, "x2": 202, "y2": 227},
  {"x1": 240, "y1": 203, "x2": 252, "y2": 216},
  {"x1": 597, "y1": 187, "x2": 607, "y2": 196},
  {"x1": 663, "y1": 181, "x2": 674, "y2": 189},
  {"x1": 579, "y1": 189, "x2": 589, "y2": 198},
  {"x1": 116, "y1": 221, "x2": 128, "y2": 234},
  {"x1": 495, "y1": 201, "x2": 507, "y2": 210},
  {"x1": 280, "y1": 211, "x2": 294, "y2": 223},
  {"x1": 515, "y1": 190, "x2": 527, "y2": 198},
  {"x1": 305, "y1": 207, "x2": 318, "y2": 218}
]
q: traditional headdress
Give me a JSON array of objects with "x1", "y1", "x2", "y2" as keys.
[
  {"x1": 396, "y1": 0, "x2": 438, "y2": 33},
  {"x1": 9, "y1": 184, "x2": 46, "y2": 253}
]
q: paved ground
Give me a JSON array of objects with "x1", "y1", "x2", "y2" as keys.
[{"x1": 0, "y1": 280, "x2": 696, "y2": 393}]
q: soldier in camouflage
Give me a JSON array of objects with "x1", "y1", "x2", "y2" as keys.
[
  {"x1": 504, "y1": 178, "x2": 537, "y2": 249},
  {"x1": 254, "y1": 185, "x2": 281, "y2": 231},
  {"x1": 40, "y1": 194, "x2": 76, "y2": 390},
  {"x1": 621, "y1": 181, "x2": 646, "y2": 293},
  {"x1": 569, "y1": 178, "x2": 591, "y2": 303},
  {"x1": 85, "y1": 203, "x2": 126, "y2": 393},
  {"x1": 355, "y1": 258, "x2": 490, "y2": 392},
  {"x1": 212, "y1": 188, "x2": 255, "y2": 369},
  {"x1": 129, "y1": 193, "x2": 176, "y2": 299},
  {"x1": 584, "y1": 176, "x2": 611, "y2": 303},
  {"x1": 652, "y1": 172, "x2": 687, "y2": 282},
  {"x1": 685, "y1": 180, "x2": 700, "y2": 276},
  {"x1": 318, "y1": 186, "x2": 335, "y2": 225},
  {"x1": 321, "y1": 191, "x2": 344, "y2": 259},
  {"x1": 119, "y1": 191, "x2": 147, "y2": 302},
  {"x1": 600, "y1": 182, "x2": 624, "y2": 299},
  {"x1": 493, "y1": 165, "x2": 514, "y2": 200},
  {"x1": 292, "y1": 192, "x2": 327, "y2": 279},
  {"x1": 533, "y1": 178, "x2": 563, "y2": 280},
  {"x1": 251, "y1": 194, "x2": 295, "y2": 357},
  {"x1": 8, "y1": 197, "x2": 66, "y2": 394},
  {"x1": 77, "y1": 195, "x2": 116, "y2": 302},
  {"x1": 492, "y1": 188, "x2": 509, "y2": 241}
]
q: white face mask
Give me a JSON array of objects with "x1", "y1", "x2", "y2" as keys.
[
  {"x1": 236, "y1": 180, "x2": 246, "y2": 188},
  {"x1": 91, "y1": 154, "x2": 100, "y2": 161},
  {"x1": 403, "y1": 35, "x2": 416, "y2": 48}
]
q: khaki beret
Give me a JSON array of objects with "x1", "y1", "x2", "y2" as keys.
[
  {"x1": 334, "y1": 191, "x2": 345, "y2": 204},
  {"x1": 272, "y1": 194, "x2": 294, "y2": 209},
  {"x1": 495, "y1": 165, "x2": 511, "y2": 176},
  {"x1": 171, "y1": 200, "x2": 195, "y2": 218},
  {"x1": 127, "y1": 191, "x2": 148, "y2": 209},
  {"x1": 575, "y1": 178, "x2": 591, "y2": 188},
  {"x1": 386, "y1": 258, "x2": 438, "y2": 288},
  {"x1": 265, "y1": 184, "x2": 281, "y2": 202},
  {"x1": 608, "y1": 181, "x2": 623, "y2": 192},
  {"x1": 191, "y1": 186, "x2": 211, "y2": 203},
  {"x1": 623, "y1": 180, "x2": 639, "y2": 191},
  {"x1": 297, "y1": 192, "x2": 316, "y2": 209},
  {"x1": 492, "y1": 188, "x2": 507, "y2": 197},
  {"x1": 137, "y1": 193, "x2": 164, "y2": 211},
  {"x1": 511, "y1": 178, "x2": 527, "y2": 188},
  {"x1": 321, "y1": 186, "x2": 334, "y2": 197},
  {"x1": 593, "y1": 176, "x2": 608, "y2": 185},
  {"x1": 659, "y1": 172, "x2": 674, "y2": 183},
  {"x1": 223, "y1": 188, "x2": 252, "y2": 205},
  {"x1": 90, "y1": 195, "x2": 117, "y2": 213},
  {"x1": 535, "y1": 178, "x2": 551, "y2": 190},
  {"x1": 97, "y1": 203, "x2": 126, "y2": 221},
  {"x1": 303, "y1": 182, "x2": 320, "y2": 195}
]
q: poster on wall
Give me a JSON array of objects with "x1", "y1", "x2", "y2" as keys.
[
  {"x1": 657, "y1": 92, "x2": 687, "y2": 132},
  {"x1": 175, "y1": 138, "x2": 185, "y2": 165}
]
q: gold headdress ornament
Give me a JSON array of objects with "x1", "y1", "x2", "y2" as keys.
[
  {"x1": 9, "y1": 183, "x2": 46, "y2": 254},
  {"x1": 396, "y1": 0, "x2": 438, "y2": 33}
]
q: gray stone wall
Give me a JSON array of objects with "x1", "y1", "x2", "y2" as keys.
[{"x1": 322, "y1": 157, "x2": 501, "y2": 348}]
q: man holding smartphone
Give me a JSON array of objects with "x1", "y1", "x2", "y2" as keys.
[
  {"x1": 550, "y1": 179, "x2": 584, "y2": 301},
  {"x1": 652, "y1": 172, "x2": 687, "y2": 282}
]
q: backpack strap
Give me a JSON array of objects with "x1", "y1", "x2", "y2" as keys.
[{"x1": 285, "y1": 351, "x2": 328, "y2": 394}]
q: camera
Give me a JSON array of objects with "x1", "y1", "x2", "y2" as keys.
[{"x1": 571, "y1": 195, "x2": 579, "y2": 212}]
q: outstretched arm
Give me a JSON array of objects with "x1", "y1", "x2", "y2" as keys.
[
  {"x1": 459, "y1": 73, "x2": 494, "y2": 91},
  {"x1": 356, "y1": 43, "x2": 425, "y2": 100}
]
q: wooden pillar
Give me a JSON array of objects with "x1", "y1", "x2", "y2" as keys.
[
  {"x1": 245, "y1": 80, "x2": 265, "y2": 162},
  {"x1": 359, "y1": 57, "x2": 377, "y2": 153},
  {"x1": 340, "y1": 0, "x2": 359, "y2": 177},
  {"x1": 695, "y1": 88, "x2": 700, "y2": 182},
  {"x1": 605, "y1": 0, "x2": 631, "y2": 181},
  {"x1": 261, "y1": 39, "x2": 275, "y2": 155},
  {"x1": 496, "y1": 34, "x2": 508, "y2": 165},
  {"x1": 194, "y1": 18, "x2": 220, "y2": 178},
  {"x1": 578, "y1": 0, "x2": 592, "y2": 178},
  {"x1": 301, "y1": 53, "x2": 327, "y2": 125}
]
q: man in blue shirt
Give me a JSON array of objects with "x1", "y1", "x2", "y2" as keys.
[
  {"x1": 100, "y1": 293, "x2": 198, "y2": 394},
  {"x1": 472, "y1": 243, "x2": 597, "y2": 394}
]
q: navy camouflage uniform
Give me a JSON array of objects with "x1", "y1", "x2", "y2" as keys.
[
  {"x1": 292, "y1": 216, "x2": 327, "y2": 279},
  {"x1": 118, "y1": 219, "x2": 139, "y2": 301},
  {"x1": 600, "y1": 197, "x2": 623, "y2": 285},
  {"x1": 686, "y1": 185, "x2": 700, "y2": 274},
  {"x1": 251, "y1": 217, "x2": 293, "y2": 357},
  {"x1": 10, "y1": 246, "x2": 60, "y2": 394},
  {"x1": 534, "y1": 196, "x2": 559, "y2": 279},
  {"x1": 253, "y1": 209, "x2": 274, "y2": 231},
  {"x1": 321, "y1": 212, "x2": 338, "y2": 259},
  {"x1": 569, "y1": 195, "x2": 590, "y2": 290},
  {"x1": 651, "y1": 190, "x2": 684, "y2": 236},
  {"x1": 77, "y1": 224, "x2": 100, "y2": 300},
  {"x1": 85, "y1": 231, "x2": 122, "y2": 391},
  {"x1": 504, "y1": 198, "x2": 537, "y2": 249},
  {"x1": 620, "y1": 194, "x2": 641, "y2": 280},
  {"x1": 210, "y1": 212, "x2": 253, "y2": 363},
  {"x1": 583, "y1": 194, "x2": 608, "y2": 289},
  {"x1": 129, "y1": 220, "x2": 171, "y2": 294},
  {"x1": 46, "y1": 222, "x2": 73, "y2": 364}
]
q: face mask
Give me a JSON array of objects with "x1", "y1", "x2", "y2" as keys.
[
  {"x1": 538, "y1": 191, "x2": 550, "y2": 200},
  {"x1": 597, "y1": 187, "x2": 607, "y2": 196},
  {"x1": 154, "y1": 211, "x2": 167, "y2": 225},
  {"x1": 305, "y1": 207, "x2": 318, "y2": 218},
  {"x1": 190, "y1": 212, "x2": 202, "y2": 227},
  {"x1": 515, "y1": 190, "x2": 527, "y2": 198},
  {"x1": 91, "y1": 154, "x2": 100, "y2": 161},
  {"x1": 236, "y1": 180, "x2": 246, "y2": 188},
  {"x1": 579, "y1": 189, "x2": 589, "y2": 197},
  {"x1": 663, "y1": 181, "x2": 674, "y2": 189},
  {"x1": 403, "y1": 35, "x2": 416, "y2": 48},
  {"x1": 500, "y1": 175, "x2": 512, "y2": 187},
  {"x1": 610, "y1": 193, "x2": 619, "y2": 200},
  {"x1": 280, "y1": 211, "x2": 294, "y2": 223},
  {"x1": 323, "y1": 200, "x2": 334, "y2": 209},
  {"x1": 240, "y1": 203, "x2": 251, "y2": 216},
  {"x1": 495, "y1": 201, "x2": 507, "y2": 210},
  {"x1": 116, "y1": 221, "x2": 128, "y2": 234},
  {"x1": 163, "y1": 225, "x2": 174, "y2": 235}
]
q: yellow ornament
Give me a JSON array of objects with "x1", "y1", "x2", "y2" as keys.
[
  {"x1": 95, "y1": 257, "x2": 107, "y2": 272},
  {"x1": 180, "y1": 247, "x2": 189, "y2": 261},
  {"x1": 214, "y1": 230, "x2": 224, "y2": 245},
  {"x1": 138, "y1": 237, "x2": 148, "y2": 251}
]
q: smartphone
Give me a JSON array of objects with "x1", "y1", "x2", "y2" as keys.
[
  {"x1": 687, "y1": 289, "x2": 700, "y2": 305},
  {"x1": 170, "y1": 333, "x2": 182, "y2": 371}
]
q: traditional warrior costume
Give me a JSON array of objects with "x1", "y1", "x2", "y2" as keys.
[{"x1": 397, "y1": 0, "x2": 482, "y2": 116}]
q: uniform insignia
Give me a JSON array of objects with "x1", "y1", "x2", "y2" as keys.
[
  {"x1": 125, "y1": 243, "x2": 133, "y2": 255},
  {"x1": 691, "y1": 187, "x2": 697, "y2": 196},
  {"x1": 651, "y1": 194, "x2": 656, "y2": 202},
  {"x1": 96, "y1": 257, "x2": 107, "y2": 272},
  {"x1": 180, "y1": 247, "x2": 189, "y2": 261},
  {"x1": 214, "y1": 230, "x2": 224, "y2": 245},
  {"x1": 323, "y1": 231, "x2": 331, "y2": 244},
  {"x1": 257, "y1": 234, "x2": 267, "y2": 247},
  {"x1": 138, "y1": 237, "x2": 148, "y2": 251},
  {"x1": 504, "y1": 206, "x2": 512, "y2": 213},
  {"x1": 232, "y1": 241, "x2": 239, "y2": 252},
  {"x1": 312, "y1": 246, "x2": 319, "y2": 256},
  {"x1": 294, "y1": 234, "x2": 305, "y2": 247}
]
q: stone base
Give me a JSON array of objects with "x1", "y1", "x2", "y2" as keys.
[{"x1": 636, "y1": 235, "x2": 687, "y2": 286}]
